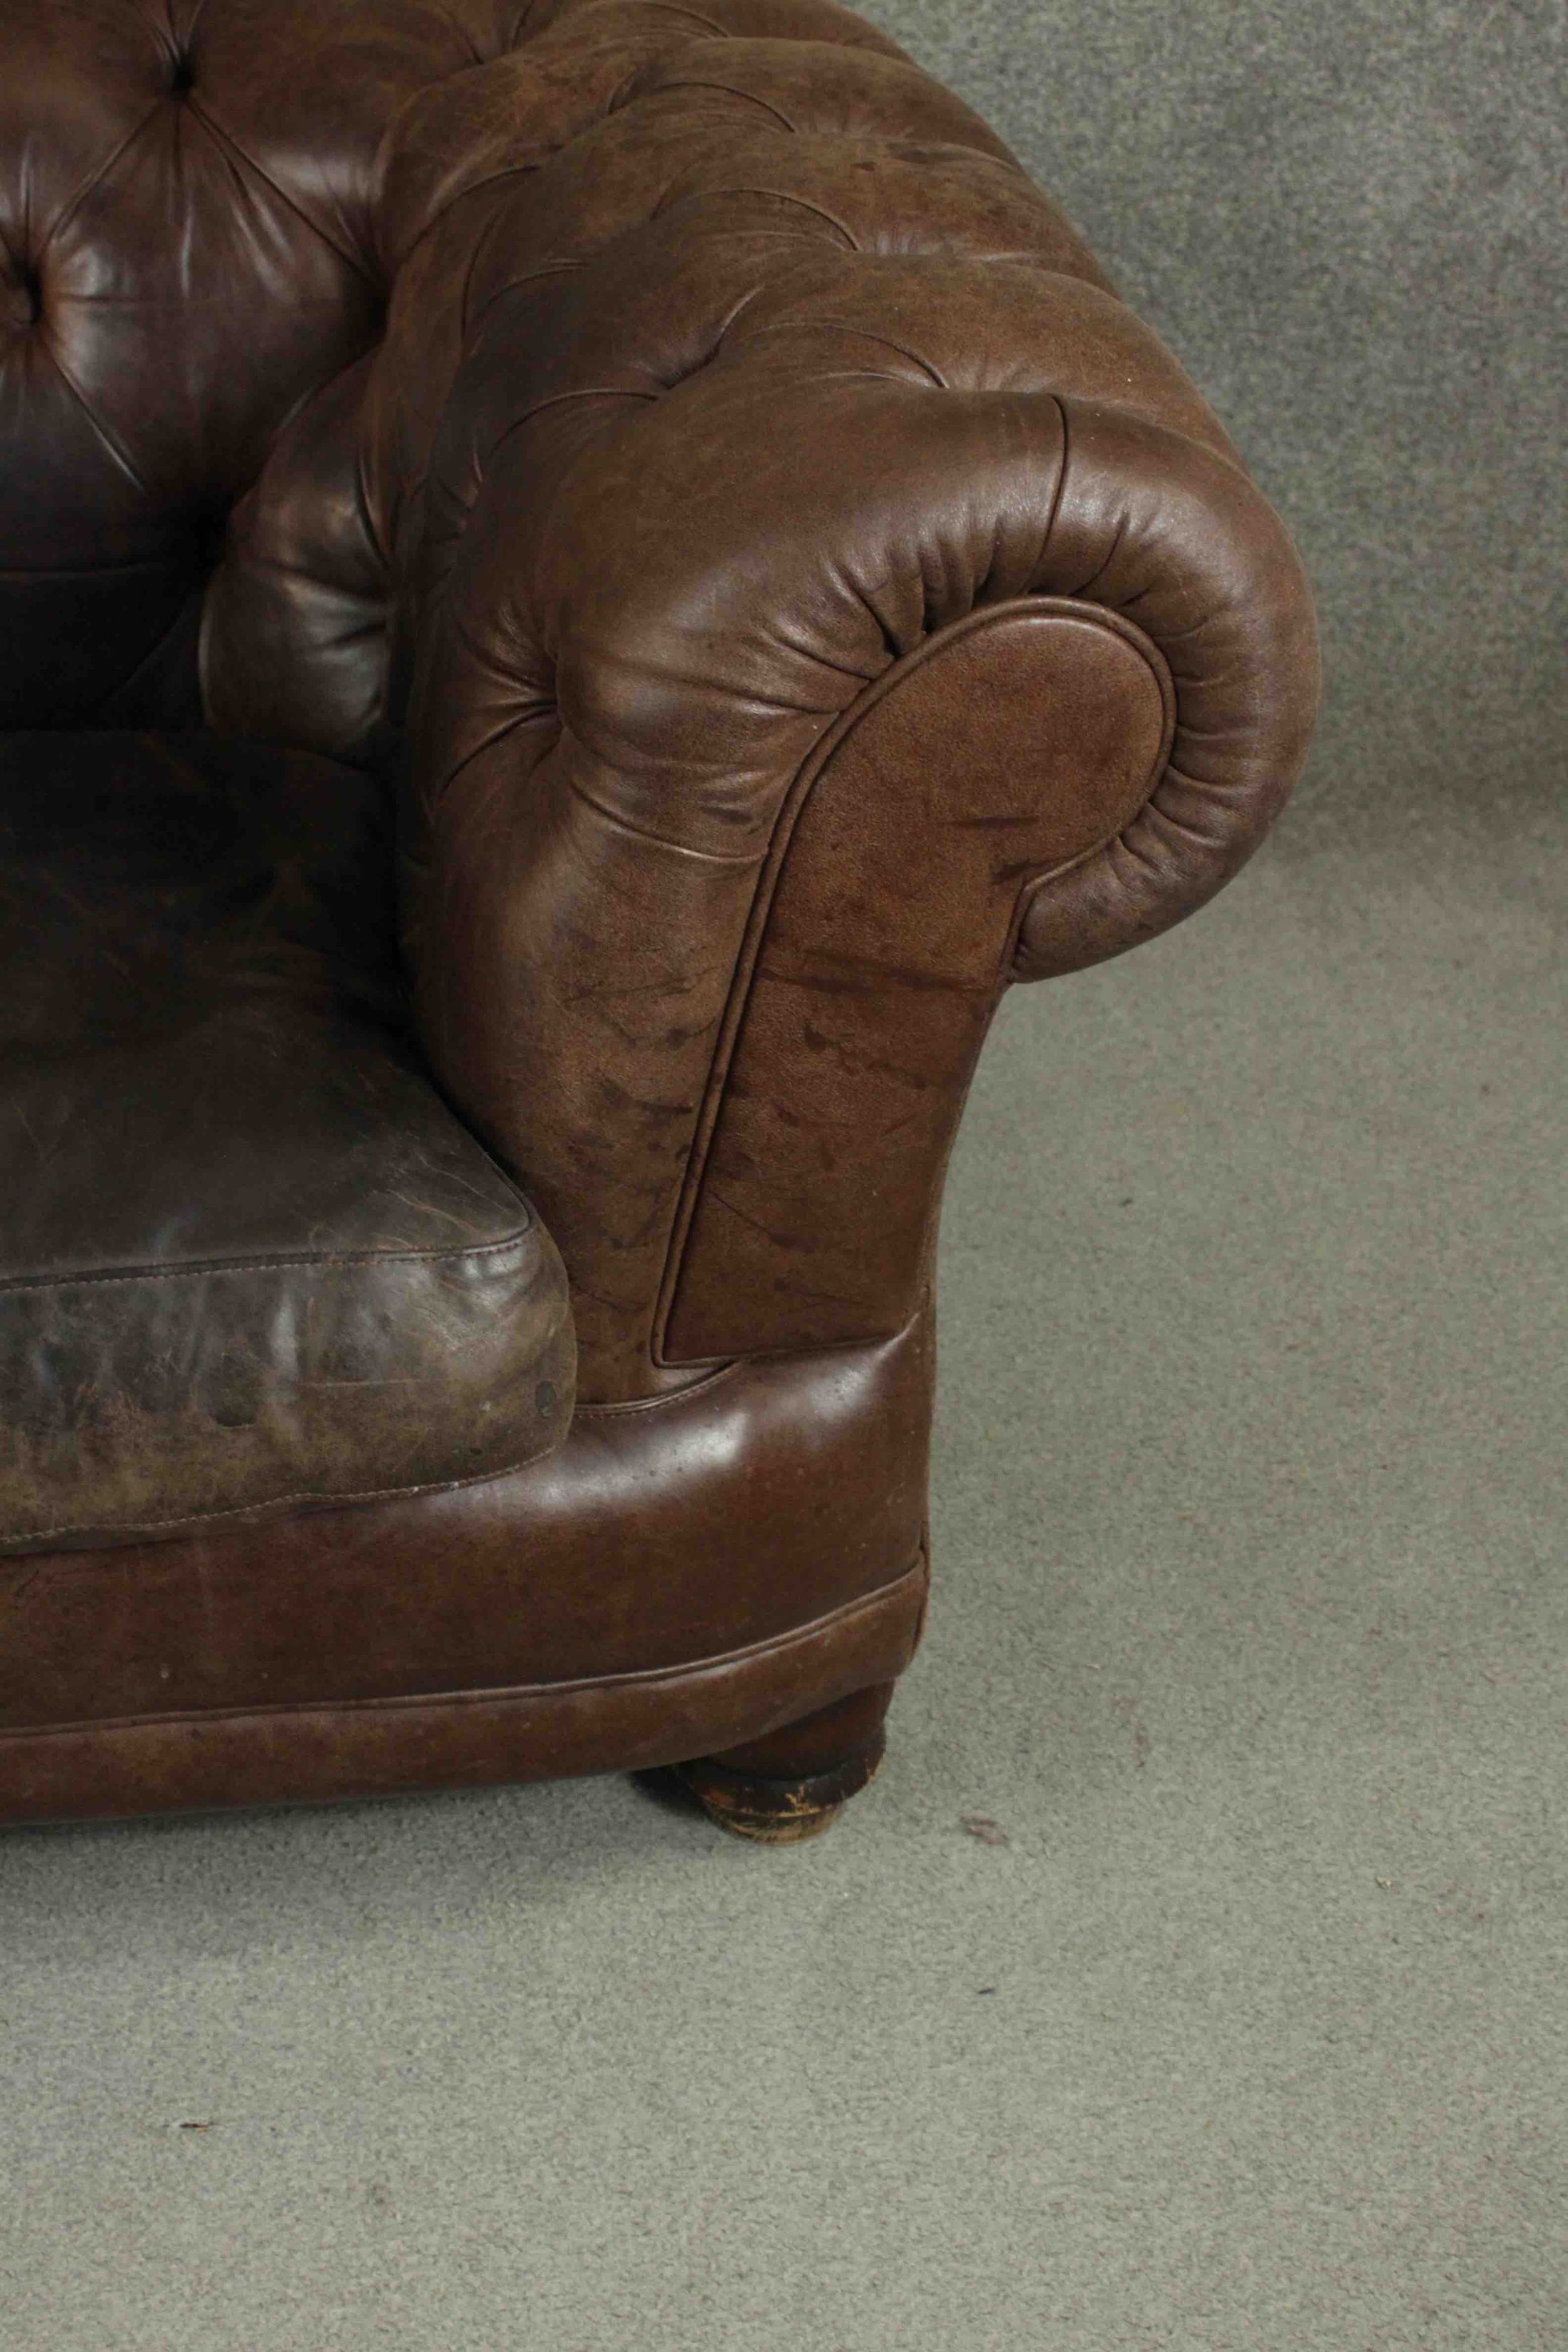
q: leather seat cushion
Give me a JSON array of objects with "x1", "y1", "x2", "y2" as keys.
[{"x1": 0, "y1": 732, "x2": 573, "y2": 1556}]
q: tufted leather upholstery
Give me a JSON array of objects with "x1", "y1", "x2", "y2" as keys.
[
  {"x1": 0, "y1": 0, "x2": 1317, "y2": 1826},
  {"x1": 0, "y1": 0, "x2": 931, "y2": 729}
]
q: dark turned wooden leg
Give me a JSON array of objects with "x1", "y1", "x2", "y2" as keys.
[{"x1": 675, "y1": 1682, "x2": 895, "y2": 1844}]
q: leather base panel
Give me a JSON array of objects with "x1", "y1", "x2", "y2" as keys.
[
  {"x1": 0, "y1": 1557, "x2": 927, "y2": 1829},
  {"x1": 0, "y1": 1312, "x2": 933, "y2": 1824}
]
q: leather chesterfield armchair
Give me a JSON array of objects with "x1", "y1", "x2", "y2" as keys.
[{"x1": 0, "y1": 0, "x2": 1317, "y2": 1840}]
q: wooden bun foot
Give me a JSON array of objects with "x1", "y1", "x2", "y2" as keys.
[{"x1": 675, "y1": 1732, "x2": 884, "y2": 1843}]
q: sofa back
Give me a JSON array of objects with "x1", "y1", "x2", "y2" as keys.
[
  {"x1": 0, "y1": 0, "x2": 532, "y2": 731},
  {"x1": 0, "y1": 0, "x2": 1046, "y2": 752}
]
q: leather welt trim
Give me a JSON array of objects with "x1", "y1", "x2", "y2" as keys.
[
  {"x1": 0, "y1": 1226, "x2": 537, "y2": 1298},
  {"x1": 0, "y1": 1551, "x2": 928, "y2": 1748},
  {"x1": 652, "y1": 596, "x2": 1173, "y2": 1363},
  {"x1": 647, "y1": 617, "x2": 989, "y2": 1365}
]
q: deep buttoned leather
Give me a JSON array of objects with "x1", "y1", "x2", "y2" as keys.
[
  {"x1": 1, "y1": 0, "x2": 1316, "y2": 1405},
  {"x1": 0, "y1": 0, "x2": 1317, "y2": 1823}
]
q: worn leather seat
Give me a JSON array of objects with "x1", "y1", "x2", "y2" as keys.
[
  {"x1": 0, "y1": 0, "x2": 1317, "y2": 1837},
  {"x1": 0, "y1": 731, "x2": 571, "y2": 1553}
]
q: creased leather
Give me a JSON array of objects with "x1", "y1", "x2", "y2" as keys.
[
  {"x1": 0, "y1": 1308, "x2": 932, "y2": 1744},
  {"x1": 405, "y1": 310, "x2": 1315, "y2": 1394},
  {"x1": 0, "y1": 0, "x2": 1315, "y2": 1388},
  {"x1": 0, "y1": 0, "x2": 1316, "y2": 1826},
  {"x1": 0, "y1": 732, "x2": 573, "y2": 1552},
  {"x1": 662, "y1": 601, "x2": 1174, "y2": 1360}
]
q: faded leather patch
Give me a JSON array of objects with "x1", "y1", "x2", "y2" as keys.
[{"x1": 0, "y1": 731, "x2": 573, "y2": 1553}]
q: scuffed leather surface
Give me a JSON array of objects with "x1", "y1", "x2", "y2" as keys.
[
  {"x1": 405, "y1": 267, "x2": 1316, "y2": 1392},
  {"x1": 0, "y1": 0, "x2": 1317, "y2": 1822},
  {"x1": 3, "y1": 0, "x2": 1317, "y2": 1406},
  {"x1": 0, "y1": 731, "x2": 573, "y2": 1553},
  {"x1": 663, "y1": 602, "x2": 1173, "y2": 1359},
  {"x1": 0, "y1": 1306, "x2": 931, "y2": 1759},
  {"x1": 0, "y1": 1556, "x2": 928, "y2": 1826}
]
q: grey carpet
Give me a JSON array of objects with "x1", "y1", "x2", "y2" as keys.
[
  {"x1": 876, "y1": 0, "x2": 1568, "y2": 857},
  {"x1": 3, "y1": 4, "x2": 1564, "y2": 2345}
]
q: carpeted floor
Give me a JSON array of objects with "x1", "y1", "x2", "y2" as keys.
[
  {"x1": 881, "y1": 0, "x2": 1568, "y2": 862},
  {"x1": 3, "y1": 4, "x2": 1564, "y2": 2346}
]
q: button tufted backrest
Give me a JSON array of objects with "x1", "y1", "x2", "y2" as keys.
[
  {"x1": 0, "y1": 0, "x2": 534, "y2": 727},
  {"x1": 1, "y1": 0, "x2": 1120, "y2": 743},
  {"x1": 203, "y1": 0, "x2": 1120, "y2": 767}
]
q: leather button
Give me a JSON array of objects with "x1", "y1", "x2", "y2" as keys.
[{"x1": 5, "y1": 267, "x2": 40, "y2": 329}]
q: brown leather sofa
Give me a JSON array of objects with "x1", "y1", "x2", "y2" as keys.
[{"x1": 0, "y1": 0, "x2": 1317, "y2": 1841}]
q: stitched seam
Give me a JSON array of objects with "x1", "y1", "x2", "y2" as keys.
[
  {"x1": 0, "y1": 1552, "x2": 926, "y2": 1735},
  {"x1": 1042, "y1": 391, "x2": 1070, "y2": 568},
  {"x1": 0, "y1": 1429, "x2": 568, "y2": 1550},
  {"x1": 0, "y1": 1228, "x2": 537, "y2": 1301},
  {"x1": 572, "y1": 1358, "x2": 737, "y2": 1415}
]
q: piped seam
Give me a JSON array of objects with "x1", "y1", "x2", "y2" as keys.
[
  {"x1": 0, "y1": 1227, "x2": 539, "y2": 1300},
  {"x1": 0, "y1": 1549, "x2": 928, "y2": 1742}
]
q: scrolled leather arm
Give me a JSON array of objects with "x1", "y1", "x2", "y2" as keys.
[{"x1": 391, "y1": 50, "x2": 1318, "y2": 1402}]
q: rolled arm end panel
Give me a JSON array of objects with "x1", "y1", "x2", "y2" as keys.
[
  {"x1": 657, "y1": 400, "x2": 1318, "y2": 1362},
  {"x1": 660, "y1": 600, "x2": 1174, "y2": 1363},
  {"x1": 1012, "y1": 402, "x2": 1320, "y2": 982}
]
